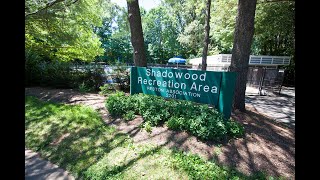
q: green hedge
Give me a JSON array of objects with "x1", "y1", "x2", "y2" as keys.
[
  {"x1": 106, "y1": 92, "x2": 244, "y2": 141},
  {"x1": 25, "y1": 58, "x2": 104, "y2": 91}
]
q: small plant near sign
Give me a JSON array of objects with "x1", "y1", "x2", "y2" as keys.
[
  {"x1": 166, "y1": 117, "x2": 185, "y2": 130},
  {"x1": 141, "y1": 121, "x2": 153, "y2": 133},
  {"x1": 123, "y1": 111, "x2": 135, "y2": 121}
]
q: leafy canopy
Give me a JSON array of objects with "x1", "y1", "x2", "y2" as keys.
[{"x1": 25, "y1": 0, "x2": 110, "y2": 62}]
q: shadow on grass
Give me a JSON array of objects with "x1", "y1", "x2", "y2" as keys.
[
  {"x1": 92, "y1": 145, "x2": 164, "y2": 179},
  {"x1": 25, "y1": 96, "x2": 130, "y2": 178}
]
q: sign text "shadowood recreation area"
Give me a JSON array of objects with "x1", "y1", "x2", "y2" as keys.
[
  {"x1": 137, "y1": 69, "x2": 218, "y2": 98},
  {"x1": 130, "y1": 67, "x2": 236, "y2": 119}
]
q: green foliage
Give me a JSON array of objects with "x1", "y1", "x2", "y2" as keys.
[
  {"x1": 78, "y1": 82, "x2": 93, "y2": 93},
  {"x1": 177, "y1": 20, "x2": 205, "y2": 57},
  {"x1": 169, "y1": 149, "x2": 277, "y2": 180},
  {"x1": 105, "y1": 91, "x2": 139, "y2": 117},
  {"x1": 225, "y1": 119, "x2": 245, "y2": 138},
  {"x1": 112, "y1": 63, "x2": 130, "y2": 91},
  {"x1": 171, "y1": 150, "x2": 241, "y2": 179},
  {"x1": 210, "y1": 0, "x2": 237, "y2": 53},
  {"x1": 253, "y1": 1, "x2": 295, "y2": 56},
  {"x1": 209, "y1": 0, "x2": 295, "y2": 56},
  {"x1": 166, "y1": 116, "x2": 186, "y2": 131},
  {"x1": 142, "y1": 121, "x2": 153, "y2": 133},
  {"x1": 143, "y1": 6, "x2": 185, "y2": 63},
  {"x1": 105, "y1": 91, "x2": 127, "y2": 116},
  {"x1": 25, "y1": 57, "x2": 104, "y2": 91},
  {"x1": 99, "y1": 84, "x2": 115, "y2": 96},
  {"x1": 25, "y1": 57, "x2": 72, "y2": 88},
  {"x1": 161, "y1": 0, "x2": 206, "y2": 58},
  {"x1": 123, "y1": 111, "x2": 135, "y2": 121},
  {"x1": 25, "y1": 0, "x2": 294, "y2": 67},
  {"x1": 74, "y1": 67, "x2": 105, "y2": 91},
  {"x1": 106, "y1": 93, "x2": 245, "y2": 141},
  {"x1": 25, "y1": 0, "x2": 108, "y2": 62},
  {"x1": 25, "y1": 96, "x2": 129, "y2": 179},
  {"x1": 95, "y1": 4, "x2": 133, "y2": 64},
  {"x1": 137, "y1": 95, "x2": 171, "y2": 126}
]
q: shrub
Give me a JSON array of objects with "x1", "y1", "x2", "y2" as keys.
[
  {"x1": 113, "y1": 63, "x2": 130, "y2": 91},
  {"x1": 166, "y1": 116, "x2": 186, "y2": 130},
  {"x1": 105, "y1": 93, "x2": 245, "y2": 141},
  {"x1": 105, "y1": 91, "x2": 127, "y2": 116},
  {"x1": 226, "y1": 119, "x2": 245, "y2": 137},
  {"x1": 78, "y1": 82, "x2": 93, "y2": 93},
  {"x1": 142, "y1": 121, "x2": 153, "y2": 133},
  {"x1": 138, "y1": 95, "x2": 170, "y2": 126},
  {"x1": 72, "y1": 68, "x2": 105, "y2": 92},
  {"x1": 123, "y1": 111, "x2": 135, "y2": 121},
  {"x1": 99, "y1": 84, "x2": 115, "y2": 96},
  {"x1": 25, "y1": 57, "x2": 104, "y2": 91}
]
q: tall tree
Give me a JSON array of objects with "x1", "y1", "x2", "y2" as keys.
[
  {"x1": 252, "y1": 1, "x2": 295, "y2": 56},
  {"x1": 210, "y1": 0, "x2": 237, "y2": 53},
  {"x1": 95, "y1": 4, "x2": 133, "y2": 64},
  {"x1": 166, "y1": 0, "x2": 206, "y2": 58},
  {"x1": 230, "y1": 0, "x2": 257, "y2": 111},
  {"x1": 143, "y1": 6, "x2": 183, "y2": 64},
  {"x1": 201, "y1": 0, "x2": 211, "y2": 70},
  {"x1": 127, "y1": 0, "x2": 147, "y2": 67},
  {"x1": 25, "y1": 0, "x2": 107, "y2": 62}
]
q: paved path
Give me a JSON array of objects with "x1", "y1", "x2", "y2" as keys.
[
  {"x1": 245, "y1": 86, "x2": 295, "y2": 127},
  {"x1": 25, "y1": 149, "x2": 75, "y2": 180}
]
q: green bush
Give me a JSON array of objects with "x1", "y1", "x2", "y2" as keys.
[
  {"x1": 73, "y1": 68, "x2": 105, "y2": 91},
  {"x1": 99, "y1": 84, "x2": 115, "y2": 96},
  {"x1": 142, "y1": 121, "x2": 153, "y2": 133},
  {"x1": 138, "y1": 95, "x2": 170, "y2": 126},
  {"x1": 25, "y1": 57, "x2": 104, "y2": 91},
  {"x1": 105, "y1": 91, "x2": 127, "y2": 116},
  {"x1": 105, "y1": 93, "x2": 245, "y2": 141},
  {"x1": 166, "y1": 116, "x2": 186, "y2": 130},
  {"x1": 78, "y1": 82, "x2": 93, "y2": 93},
  {"x1": 123, "y1": 111, "x2": 135, "y2": 121},
  {"x1": 113, "y1": 63, "x2": 130, "y2": 91},
  {"x1": 226, "y1": 119, "x2": 245, "y2": 138}
]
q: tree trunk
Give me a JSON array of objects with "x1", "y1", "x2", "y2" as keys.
[
  {"x1": 201, "y1": 0, "x2": 211, "y2": 71},
  {"x1": 230, "y1": 0, "x2": 257, "y2": 112},
  {"x1": 127, "y1": 0, "x2": 147, "y2": 67}
]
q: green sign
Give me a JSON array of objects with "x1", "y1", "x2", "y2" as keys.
[{"x1": 130, "y1": 67, "x2": 237, "y2": 119}]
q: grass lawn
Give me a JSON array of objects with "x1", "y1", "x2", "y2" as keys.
[{"x1": 25, "y1": 96, "x2": 276, "y2": 180}]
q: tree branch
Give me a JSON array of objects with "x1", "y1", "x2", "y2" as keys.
[{"x1": 25, "y1": 0, "x2": 79, "y2": 18}]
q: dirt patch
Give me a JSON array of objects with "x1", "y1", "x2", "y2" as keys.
[{"x1": 25, "y1": 87, "x2": 295, "y2": 179}]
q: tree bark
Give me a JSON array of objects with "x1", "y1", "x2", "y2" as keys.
[
  {"x1": 201, "y1": 0, "x2": 211, "y2": 71},
  {"x1": 127, "y1": 0, "x2": 147, "y2": 67},
  {"x1": 230, "y1": 0, "x2": 257, "y2": 111}
]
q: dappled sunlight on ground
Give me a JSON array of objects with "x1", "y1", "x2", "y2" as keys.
[{"x1": 245, "y1": 86, "x2": 295, "y2": 127}]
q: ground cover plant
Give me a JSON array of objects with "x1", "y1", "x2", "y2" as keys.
[
  {"x1": 106, "y1": 92, "x2": 244, "y2": 141},
  {"x1": 25, "y1": 96, "x2": 276, "y2": 180}
]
